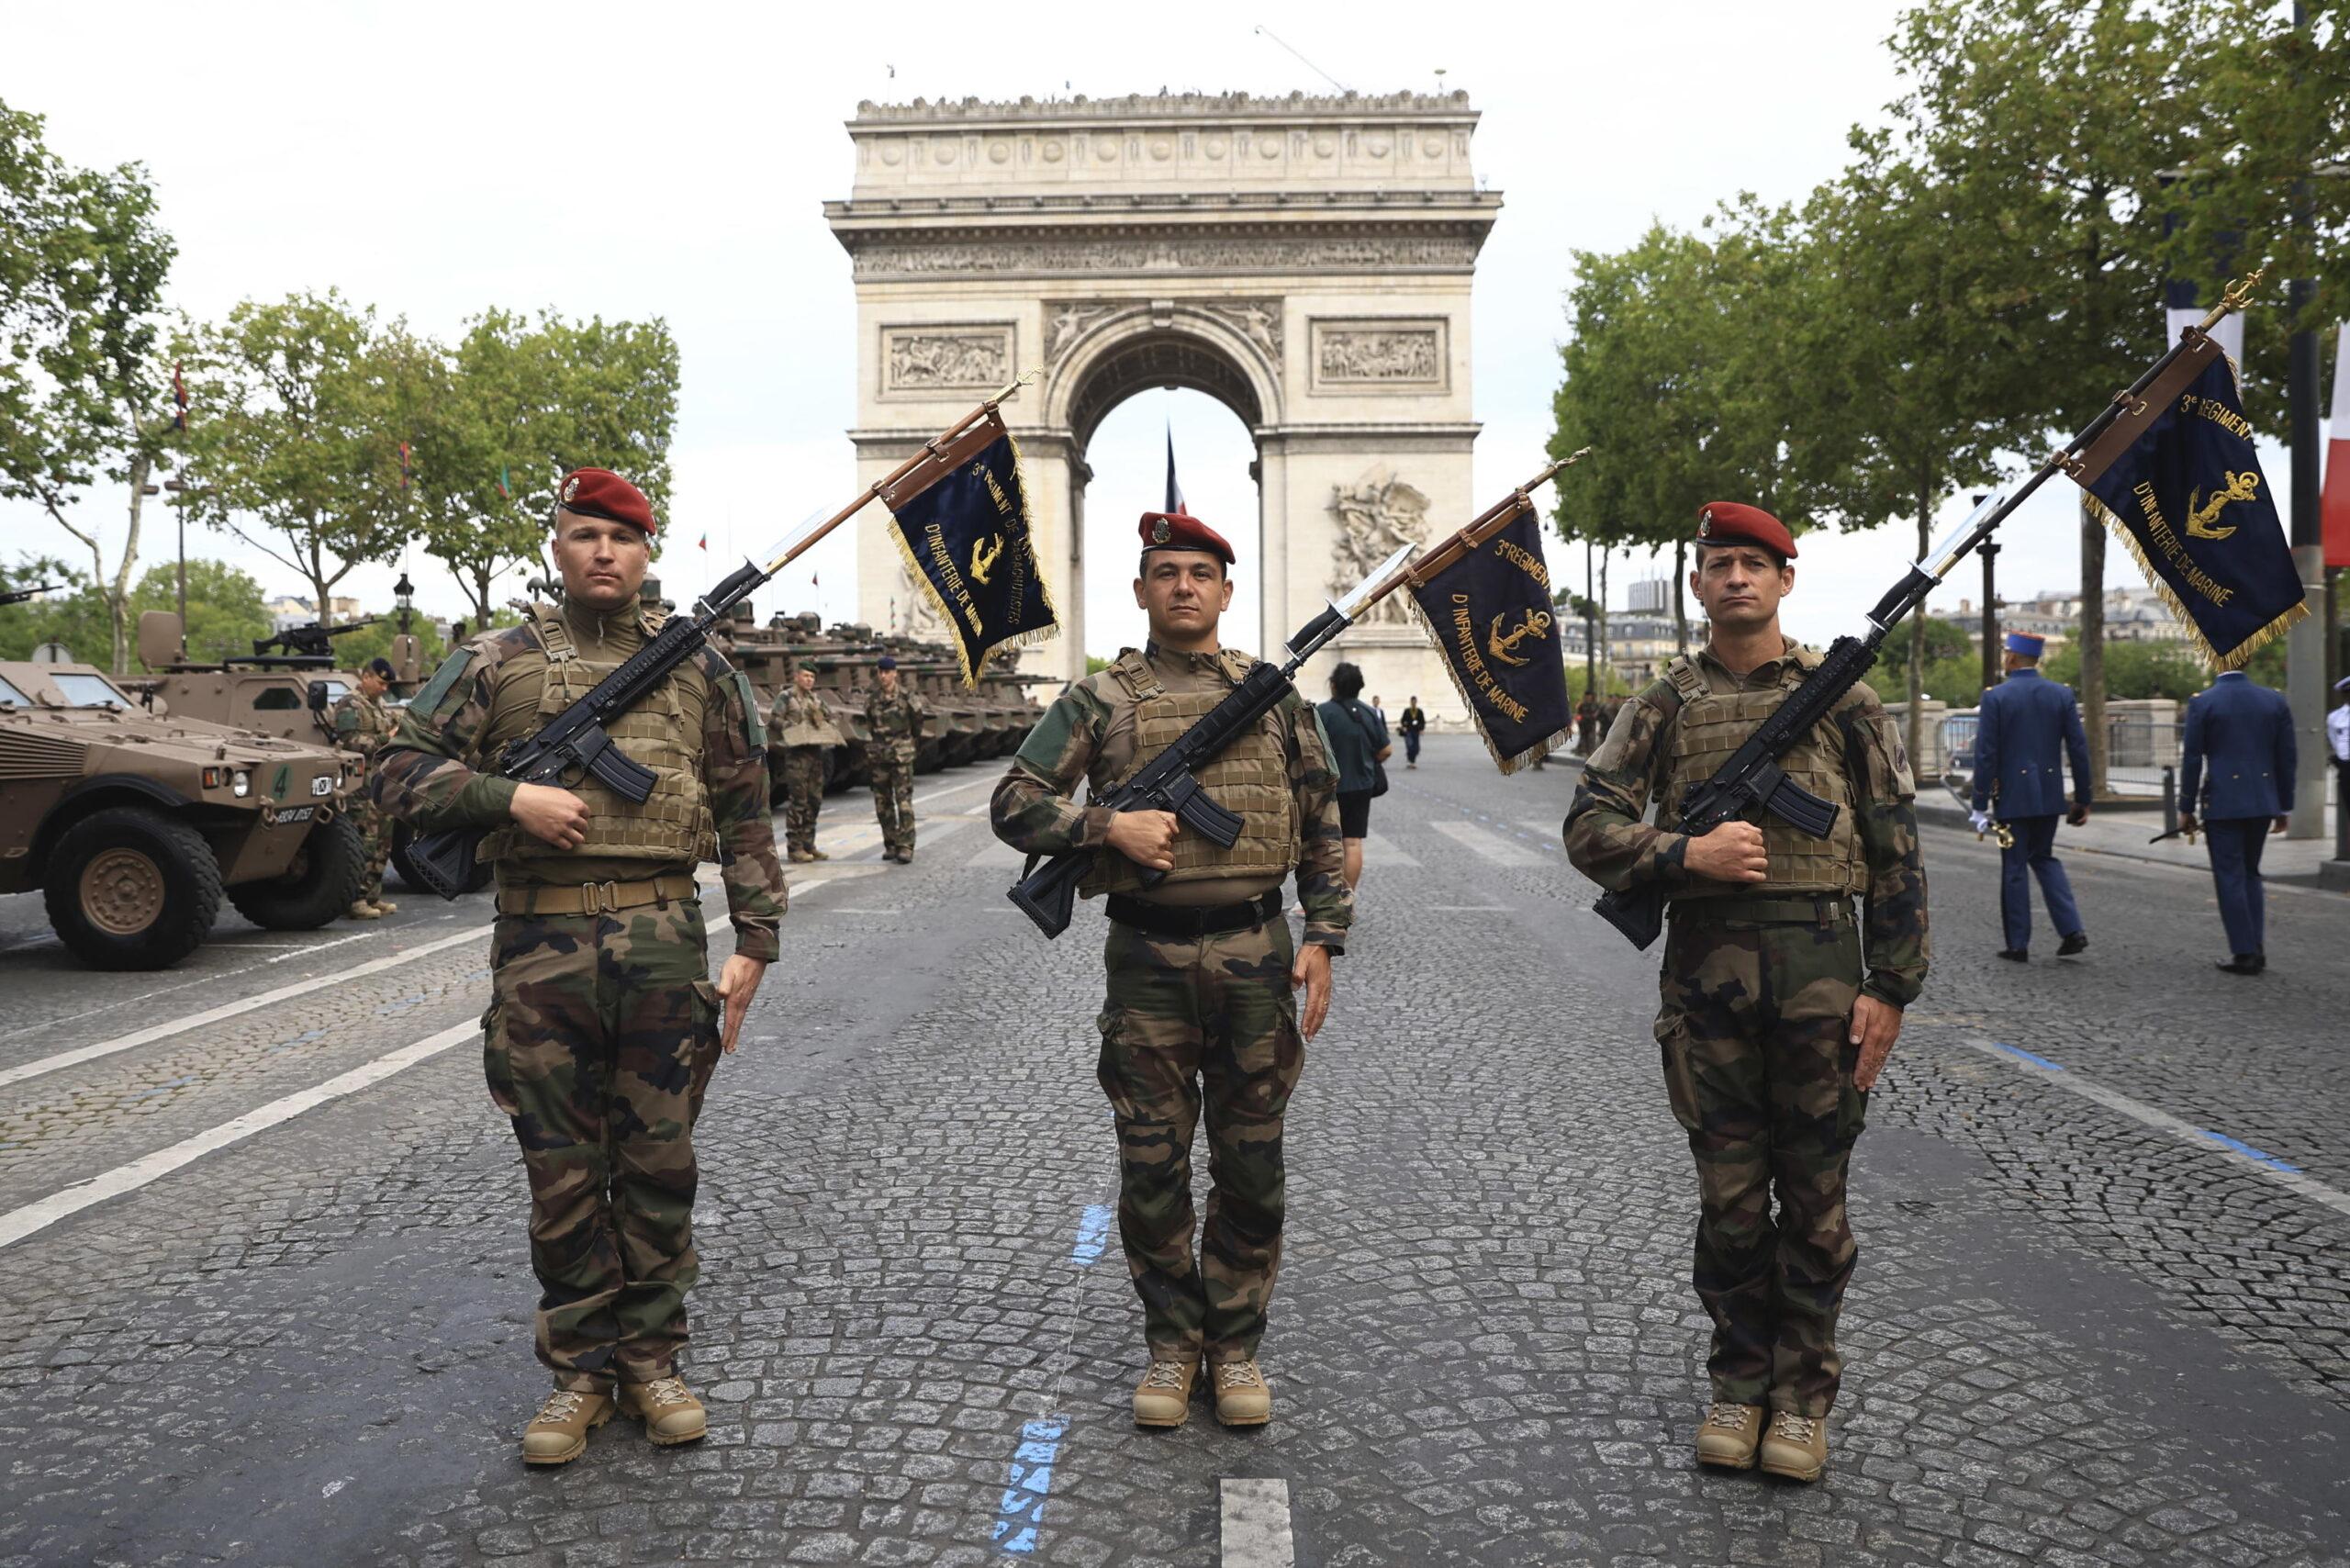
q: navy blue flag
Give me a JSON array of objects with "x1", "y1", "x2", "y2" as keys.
[
  {"x1": 1405, "y1": 498, "x2": 1572, "y2": 773},
  {"x1": 881, "y1": 410, "x2": 1060, "y2": 685},
  {"x1": 2076, "y1": 339, "x2": 2306, "y2": 670}
]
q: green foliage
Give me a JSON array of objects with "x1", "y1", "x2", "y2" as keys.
[
  {"x1": 1084, "y1": 654, "x2": 1113, "y2": 676},
  {"x1": 130, "y1": 558, "x2": 270, "y2": 665},
  {"x1": 0, "y1": 95, "x2": 178, "y2": 671},
  {"x1": 329, "y1": 616, "x2": 452, "y2": 680},
  {"x1": 2042, "y1": 640, "x2": 2214, "y2": 702}
]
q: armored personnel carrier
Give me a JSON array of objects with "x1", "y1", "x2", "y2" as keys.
[
  {"x1": 0, "y1": 659, "x2": 365, "y2": 969},
  {"x1": 124, "y1": 610, "x2": 399, "y2": 745}
]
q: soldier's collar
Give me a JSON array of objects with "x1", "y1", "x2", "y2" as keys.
[
  {"x1": 1143, "y1": 638, "x2": 1227, "y2": 672},
  {"x1": 562, "y1": 594, "x2": 643, "y2": 645}
]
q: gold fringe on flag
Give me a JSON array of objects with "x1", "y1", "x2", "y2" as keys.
[
  {"x1": 886, "y1": 428, "x2": 1062, "y2": 689},
  {"x1": 1403, "y1": 591, "x2": 1574, "y2": 775}
]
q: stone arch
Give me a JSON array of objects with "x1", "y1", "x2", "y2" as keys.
[{"x1": 1046, "y1": 306, "x2": 1281, "y2": 446}]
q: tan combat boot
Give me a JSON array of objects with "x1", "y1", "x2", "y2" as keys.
[
  {"x1": 371, "y1": 897, "x2": 397, "y2": 913},
  {"x1": 1132, "y1": 1357, "x2": 1201, "y2": 1428},
  {"x1": 808, "y1": 848, "x2": 830, "y2": 861},
  {"x1": 345, "y1": 901, "x2": 382, "y2": 921},
  {"x1": 789, "y1": 848, "x2": 816, "y2": 864},
  {"x1": 1212, "y1": 1359, "x2": 1273, "y2": 1428},
  {"x1": 1694, "y1": 1402, "x2": 1768, "y2": 1470},
  {"x1": 521, "y1": 1387, "x2": 612, "y2": 1465},
  {"x1": 618, "y1": 1374, "x2": 707, "y2": 1446},
  {"x1": 1757, "y1": 1410, "x2": 1829, "y2": 1482}
]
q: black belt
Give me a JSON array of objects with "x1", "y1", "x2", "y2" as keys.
[
  {"x1": 1106, "y1": 889, "x2": 1283, "y2": 938},
  {"x1": 1670, "y1": 894, "x2": 1854, "y2": 928}
]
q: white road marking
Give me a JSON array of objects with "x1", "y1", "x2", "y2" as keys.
[
  {"x1": 1515, "y1": 818, "x2": 1567, "y2": 846},
  {"x1": 967, "y1": 839, "x2": 1025, "y2": 869},
  {"x1": 1428, "y1": 820, "x2": 1541, "y2": 868},
  {"x1": 0, "y1": 879, "x2": 849, "y2": 1249},
  {"x1": 1219, "y1": 1478, "x2": 1296, "y2": 1568},
  {"x1": 0, "y1": 924, "x2": 492, "y2": 1092},
  {"x1": 1959, "y1": 1036, "x2": 2350, "y2": 1220},
  {"x1": 1430, "y1": 905, "x2": 1512, "y2": 913},
  {"x1": 1358, "y1": 831, "x2": 1420, "y2": 868}
]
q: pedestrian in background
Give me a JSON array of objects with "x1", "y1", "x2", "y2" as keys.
[
  {"x1": 1370, "y1": 693, "x2": 1386, "y2": 723},
  {"x1": 1398, "y1": 695, "x2": 1427, "y2": 768},
  {"x1": 1576, "y1": 689, "x2": 1601, "y2": 756},
  {"x1": 2180, "y1": 666, "x2": 2296, "y2": 976},
  {"x1": 1317, "y1": 661, "x2": 1390, "y2": 892},
  {"x1": 331, "y1": 656, "x2": 400, "y2": 920},
  {"x1": 2330, "y1": 676, "x2": 2350, "y2": 805},
  {"x1": 1970, "y1": 631, "x2": 2091, "y2": 962}
]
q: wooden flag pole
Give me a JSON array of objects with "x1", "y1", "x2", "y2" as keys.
[
  {"x1": 1363, "y1": 447, "x2": 1592, "y2": 612},
  {"x1": 754, "y1": 368, "x2": 1042, "y2": 578}
]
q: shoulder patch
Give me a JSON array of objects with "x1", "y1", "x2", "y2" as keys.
[
  {"x1": 411, "y1": 647, "x2": 476, "y2": 718},
  {"x1": 729, "y1": 669, "x2": 765, "y2": 750}
]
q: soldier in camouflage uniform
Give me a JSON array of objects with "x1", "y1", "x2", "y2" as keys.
[
  {"x1": 1565, "y1": 501, "x2": 1927, "y2": 1484},
  {"x1": 373, "y1": 467, "x2": 785, "y2": 1467},
  {"x1": 770, "y1": 662, "x2": 842, "y2": 863},
  {"x1": 992, "y1": 508, "x2": 1352, "y2": 1431},
  {"x1": 864, "y1": 655, "x2": 926, "y2": 863},
  {"x1": 331, "y1": 656, "x2": 400, "y2": 919}
]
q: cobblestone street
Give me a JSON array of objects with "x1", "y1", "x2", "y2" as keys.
[{"x1": 2, "y1": 740, "x2": 2344, "y2": 1568}]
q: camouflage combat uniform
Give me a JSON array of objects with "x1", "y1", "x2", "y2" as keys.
[
  {"x1": 992, "y1": 643, "x2": 1353, "y2": 1366},
  {"x1": 864, "y1": 683, "x2": 927, "y2": 858},
  {"x1": 769, "y1": 685, "x2": 842, "y2": 858},
  {"x1": 373, "y1": 596, "x2": 785, "y2": 1394},
  {"x1": 1564, "y1": 636, "x2": 1928, "y2": 1418},
  {"x1": 330, "y1": 686, "x2": 398, "y2": 903}
]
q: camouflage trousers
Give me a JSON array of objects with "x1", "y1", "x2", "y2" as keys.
[
  {"x1": 482, "y1": 896, "x2": 722, "y2": 1392},
  {"x1": 1096, "y1": 915, "x2": 1305, "y2": 1364},
  {"x1": 781, "y1": 745, "x2": 826, "y2": 855},
  {"x1": 867, "y1": 747, "x2": 915, "y2": 856},
  {"x1": 347, "y1": 789, "x2": 390, "y2": 902},
  {"x1": 1656, "y1": 907, "x2": 1868, "y2": 1417}
]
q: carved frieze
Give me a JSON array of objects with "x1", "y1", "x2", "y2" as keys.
[
  {"x1": 1198, "y1": 299, "x2": 1282, "y2": 363},
  {"x1": 850, "y1": 234, "x2": 1482, "y2": 281},
  {"x1": 881, "y1": 324, "x2": 1013, "y2": 393},
  {"x1": 1043, "y1": 297, "x2": 1283, "y2": 367},
  {"x1": 1327, "y1": 467, "x2": 1431, "y2": 625},
  {"x1": 1310, "y1": 319, "x2": 1448, "y2": 391},
  {"x1": 1042, "y1": 302, "x2": 1114, "y2": 363}
]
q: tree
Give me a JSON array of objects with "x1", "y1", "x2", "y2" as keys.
[
  {"x1": 130, "y1": 558, "x2": 270, "y2": 665},
  {"x1": 176, "y1": 290, "x2": 417, "y2": 622},
  {"x1": 413, "y1": 309, "x2": 680, "y2": 623},
  {"x1": 0, "y1": 98, "x2": 178, "y2": 673}
]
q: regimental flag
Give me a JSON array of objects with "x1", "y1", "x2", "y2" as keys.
[
  {"x1": 1404, "y1": 497, "x2": 1572, "y2": 773},
  {"x1": 880, "y1": 408, "x2": 1059, "y2": 685},
  {"x1": 2074, "y1": 331, "x2": 2307, "y2": 670},
  {"x1": 2324, "y1": 323, "x2": 2350, "y2": 570}
]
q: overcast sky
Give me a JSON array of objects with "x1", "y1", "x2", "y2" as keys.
[{"x1": 1, "y1": 0, "x2": 2311, "y2": 655}]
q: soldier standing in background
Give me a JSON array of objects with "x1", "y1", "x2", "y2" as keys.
[
  {"x1": 331, "y1": 656, "x2": 400, "y2": 920},
  {"x1": 2179, "y1": 666, "x2": 2297, "y2": 976},
  {"x1": 771, "y1": 661, "x2": 842, "y2": 864},
  {"x1": 374, "y1": 468, "x2": 784, "y2": 1467},
  {"x1": 1969, "y1": 631, "x2": 2092, "y2": 962},
  {"x1": 991, "y1": 508, "x2": 1352, "y2": 1431},
  {"x1": 1566, "y1": 501, "x2": 1928, "y2": 1484},
  {"x1": 865, "y1": 655, "x2": 926, "y2": 863}
]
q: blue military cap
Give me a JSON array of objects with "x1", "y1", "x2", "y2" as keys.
[
  {"x1": 2003, "y1": 631, "x2": 2045, "y2": 657},
  {"x1": 877, "y1": 655, "x2": 897, "y2": 671}
]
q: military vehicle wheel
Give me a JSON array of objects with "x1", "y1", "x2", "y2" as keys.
[
  {"x1": 388, "y1": 820, "x2": 492, "y2": 895},
  {"x1": 43, "y1": 807, "x2": 224, "y2": 970},
  {"x1": 228, "y1": 812, "x2": 365, "y2": 929}
]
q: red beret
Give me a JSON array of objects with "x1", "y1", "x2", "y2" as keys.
[
  {"x1": 556, "y1": 468, "x2": 656, "y2": 537},
  {"x1": 1695, "y1": 501, "x2": 1796, "y2": 559},
  {"x1": 1137, "y1": 510, "x2": 1234, "y2": 566}
]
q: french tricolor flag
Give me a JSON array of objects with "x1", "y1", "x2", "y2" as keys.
[{"x1": 2325, "y1": 324, "x2": 2350, "y2": 570}]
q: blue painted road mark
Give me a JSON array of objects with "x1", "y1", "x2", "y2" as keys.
[
  {"x1": 2199, "y1": 1128, "x2": 2301, "y2": 1174},
  {"x1": 990, "y1": 1416, "x2": 1065, "y2": 1554},
  {"x1": 1069, "y1": 1204, "x2": 1113, "y2": 1267},
  {"x1": 1988, "y1": 1040, "x2": 2066, "y2": 1072}
]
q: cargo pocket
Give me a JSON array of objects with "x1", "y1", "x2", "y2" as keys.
[
  {"x1": 1654, "y1": 1014, "x2": 1703, "y2": 1135},
  {"x1": 481, "y1": 1001, "x2": 520, "y2": 1119},
  {"x1": 687, "y1": 980, "x2": 722, "y2": 1121},
  {"x1": 1837, "y1": 1039, "x2": 1870, "y2": 1147}
]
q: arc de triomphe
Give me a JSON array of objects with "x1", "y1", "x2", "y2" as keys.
[{"x1": 827, "y1": 91, "x2": 1501, "y2": 717}]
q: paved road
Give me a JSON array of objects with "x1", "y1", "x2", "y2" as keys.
[{"x1": 1, "y1": 739, "x2": 2344, "y2": 1568}]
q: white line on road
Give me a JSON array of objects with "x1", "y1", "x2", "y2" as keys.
[
  {"x1": 1358, "y1": 831, "x2": 1420, "y2": 868},
  {"x1": 1219, "y1": 1478, "x2": 1296, "y2": 1568},
  {"x1": 0, "y1": 879, "x2": 845, "y2": 1250},
  {"x1": 1428, "y1": 820, "x2": 1542, "y2": 868},
  {"x1": 1960, "y1": 1036, "x2": 2350, "y2": 1220},
  {"x1": 0, "y1": 924, "x2": 492, "y2": 1092}
]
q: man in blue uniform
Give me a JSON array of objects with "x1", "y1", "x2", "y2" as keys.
[
  {"x1": 1970, "y1": 632, "x2": 2091, "y2": 962},
  {"x1": 2179, "y1": 668, "x2": 2296, "y2": 976}
]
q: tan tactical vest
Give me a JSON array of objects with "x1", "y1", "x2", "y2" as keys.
[
  {"x1": 477, "y1": 604, "x2": 718, "y2": 865},
  {"x1": 1660, "y1": 649, "x2": 1866, "y2": 901},
  {"x1": 776, "y1": 689, "x2": 844, "y2": 748},
  {"x1": 1079, "y1": 647, "x2": 1299, "y2": 900}
]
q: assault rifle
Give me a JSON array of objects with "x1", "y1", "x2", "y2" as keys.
[
  {"x1": 404, "y1": 375, "x2": 1039, "y2": 901},
  {"x1": 254, "y1": 618, "x2": 376, "y2": 662},
  {"x1": 1588, "y1": 272, "x2": 2268, "y2": 949},
  {"x1": 0, "y1": 582, "x2": 58, "y2": 608},
  {"x1": 1005, "y1": 545, "x2": 1414, "y2": 938},
  {"x1": 1008, "y1": 453, "x2": 1588, "y2": 939}
]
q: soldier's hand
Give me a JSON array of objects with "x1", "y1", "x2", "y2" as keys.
[
  {"x1": 1105, "y1": 809, "x2": 1180, "y2": 871},
  {"x1": 510, "y1": 782, "x2": 591, "y2": 850},
  {"x1": 1683, "y1": 820, "x2": 1767, "y2": 883},
  {"x1": 1291, "y1": 940, "x2": 1332, "y2": 1041},
  {"x1": 714, "y1": 953, "x2": 767, "y2": 1053},
  {"x1": 2067, "y1": 801, "x2": 2091, "y2": 827},
  {"x1": 1849, "y1": 994, "x2": 1903, "y2": 1091},
  {"x1": 2179, "y1": 812, "x2": 2199, "y2": 835}
]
